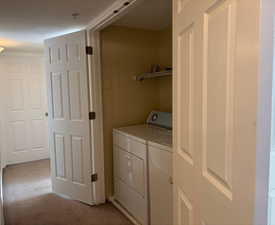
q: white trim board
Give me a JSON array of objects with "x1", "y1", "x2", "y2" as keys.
[
  {"x1": 87, "y1": 31, "x2": 106, "y2": 204},
  {"x1": 87, "y1": 0, "x2": 143, "y2": 31},
  {"x1": 255, "y1": 0, "x2": 275, "y2": 224}
]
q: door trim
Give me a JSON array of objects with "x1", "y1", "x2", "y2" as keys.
[
  {"x1": 86, "y1": 31, "x2": 105, "y2": 204},
  {"x1": 85, "y1": 0, "x2": 143, "y2": 204},
  {"x1": 255, "y1": 0, "x2": 275, "y2": 224}
]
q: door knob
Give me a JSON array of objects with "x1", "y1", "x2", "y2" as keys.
[{"x1": 45, "y1": 112, "x2": 49, "y2": 117}]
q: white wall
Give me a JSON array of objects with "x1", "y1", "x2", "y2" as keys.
[{"x1": 0, "y1": 52, "x2": 49, "y2": 166}]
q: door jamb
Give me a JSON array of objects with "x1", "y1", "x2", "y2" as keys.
[
  {"x1": 255, "y1": 0, "x2": 275, "y2": 224},
  {"x1": 85, "y1": 0, "x2": 143, "y2": 204}
]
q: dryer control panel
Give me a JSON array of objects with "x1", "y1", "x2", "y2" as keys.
[{"x1": 146, "y1": 111, "x2": 172, "y2": 130}]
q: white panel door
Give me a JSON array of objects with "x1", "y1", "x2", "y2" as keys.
[
  {"x1": 173, "y1": 0, "x2": 263, "y2": 224},
  {"x1": 0, "y1": 55, "x2": 49, "y2": 165},
  {"x1": 45, "y1": 30, "x2": 93, "y2": 204}
]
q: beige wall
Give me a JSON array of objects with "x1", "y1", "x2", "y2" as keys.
[
  {"x1": 157, "y1": 28, "x2": 172, "y2": 112},
  {"x1": 101, "y1": 25, "x2": 172, "y2": 197}
]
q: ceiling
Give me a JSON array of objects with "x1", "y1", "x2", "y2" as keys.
[
  {"x1": 0, "y1": 0, "x2": 172, "y2": 53},
  {"x1": 0, "y1": 0, "x2": 116, "y2": 53},
  {"x1": 114, "y1": 0, "x2": 172, "y2": 30}
]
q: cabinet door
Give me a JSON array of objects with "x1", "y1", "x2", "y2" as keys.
[
  {"x1": 115, "y1": 146, "x2": 145, "y2": 196},
  {"x1": 131, "y1": 154, "x2": 145, "y2": 197},
  {"x1": 113, "y1": 135, "x2": 149, "y2": 225},
  {"x1": 115, "y1": 146, "x2": 132, "y2": 184}
]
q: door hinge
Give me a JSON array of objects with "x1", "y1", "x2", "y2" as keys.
[
  {"x1": 89, "y1": 112, "x2": 96, "y2": 120},
  {"x1": 86, "y1": 46, "x2": 93, "y2": 55},
  {"x1": 91, "y1": 173, "x2": 98, "y2": 182}
]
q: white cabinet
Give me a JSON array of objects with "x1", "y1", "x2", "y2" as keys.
[{"x1": 113, "y1": 129, "x2": 148, "y2": 225}]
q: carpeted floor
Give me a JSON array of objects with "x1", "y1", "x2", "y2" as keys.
[{"x1": 3, "y1": 160, "x2": 133, "y2": 225}]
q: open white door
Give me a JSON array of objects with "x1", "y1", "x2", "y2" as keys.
[
  {"x1": 45, "y1": 30, "x2": 93, "y2": 205},
  {"x1": 173, "y1": 0, "x2": 272, "y2": 224}
]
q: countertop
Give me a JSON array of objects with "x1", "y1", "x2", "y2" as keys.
[{"x1": 114, "y1": 124, "x2": 172, "y2": 150}]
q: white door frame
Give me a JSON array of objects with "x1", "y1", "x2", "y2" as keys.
[
  {"x1": 85, "y1": 0, "x2": 143, "y2": 204},
  {"x1": 255, "y1": 0, "x2": 275, "y2": 223}
]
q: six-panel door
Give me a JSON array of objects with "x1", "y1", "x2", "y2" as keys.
[
  {"x1": 173, "y1": 0, "x2": 260, "y2": 224},
  {"x1": 0, "y1": 55, "x2": 49, "y2": 165},
  {"x1": 45, "y1": 30, "x2": 93, "y2": 205}
]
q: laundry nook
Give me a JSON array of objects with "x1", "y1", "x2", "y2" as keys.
[{"x1": 113, "y1": 111, "x2": 172, "y2": 225}]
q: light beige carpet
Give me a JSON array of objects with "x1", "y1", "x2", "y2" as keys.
[{"x1": 3, "y1": 160, "x2": 133, "y2": 225}]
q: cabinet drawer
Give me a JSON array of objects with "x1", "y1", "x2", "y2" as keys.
[
  {"x1": 113, "y1": 131, "x2": 129, "y2": 151},
  {"x1": 114, "y1": 146, "x2": 145, "y2": 197},
  {"x1": 113, "y1": 130, "x2": 147, "y2": 159},
  {"x1": 131, "y1": 154, "x2": 145, "y2": 197},
  {"x1": 113, "y1": 146, "x2": 131, "y2": 184},
  {"x1": 114, "y1": 179, "x2": 148, "y2": 225},
  {"x1": 129, "y1": 138, "x2": 146, "y2": 159}
]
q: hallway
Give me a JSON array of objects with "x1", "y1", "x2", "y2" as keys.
[{"x1": 3, "y1": 160, "x2": 132, "y2": 225}]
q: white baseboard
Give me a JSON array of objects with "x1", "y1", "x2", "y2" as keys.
[{"x1": 108, "y1": 196, "x2": 141, "y2": 225}]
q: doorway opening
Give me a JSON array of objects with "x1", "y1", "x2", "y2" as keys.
[{"x1": 88, "y1": 0, "x2": 173, "y2": 224}]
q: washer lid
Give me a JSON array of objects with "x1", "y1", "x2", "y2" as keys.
[{"x1": 146, "y1": 111, "x2": 172, "y2": 130}]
